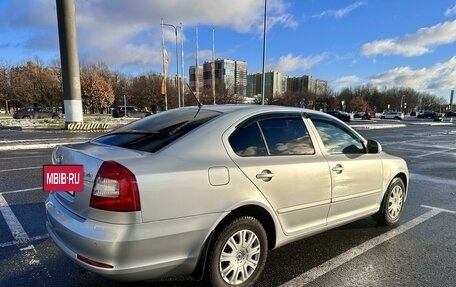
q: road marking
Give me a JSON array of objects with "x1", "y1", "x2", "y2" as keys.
[
  {"x1": 411, "y1": 173, "x2": 456, "y2": 187},
  {"x1": 0, "y1": 155, "x2": 47, "y2": 160},
  {"x1": 0, "y1": 142, "x2": 84, "y2": 151},
  {"x1": 0, "y1": 187, "x2": 43, "y2": 195},
  {"x1": 421, "y1": 204, "x2": 456, "y2": 214},
  {"x1": 0, "y1": 234, "x2": 49, "y2": 248},
  {"x1": 0, "y1": 138, "x2": 75, "y2": 144},
  {"x1": 412, "y1": 148, "x2": 456, "y2": 158},
  {"x1": 280, "y1": 209, "x2": 442, "y2": 287},
  {"x1": 0, "y1": 194, "x2": 40, "y2": 263},
  {"x1": 0, "y1": 166, "x2": 42, "y2": 172},
  {"x1": 0, "y1": 194, "x2": 51, "y2": 277}
]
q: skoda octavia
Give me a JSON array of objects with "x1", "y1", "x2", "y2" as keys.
[{"x1": 46, "y1": 105, "x2": 408, "y2": 287}]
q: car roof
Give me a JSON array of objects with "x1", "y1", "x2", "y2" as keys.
[{"x1": 181, "y1": 104, "x2": 324, "y2": 117}]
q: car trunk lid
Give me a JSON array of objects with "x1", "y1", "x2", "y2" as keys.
[{"x1": 51, "y1": 142, "x2": 145, "y2": 223}]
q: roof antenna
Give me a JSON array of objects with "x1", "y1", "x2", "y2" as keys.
[
  {"x1": 186, "y1": 83, "x2": 202, "y2": 109},
  {"x1": 186, "y1": 83, "x2": 202, "y2": 118}
]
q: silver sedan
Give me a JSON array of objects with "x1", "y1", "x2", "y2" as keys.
[{"x1": 45, "y1": 105, "x2": 408, "y2": 287}]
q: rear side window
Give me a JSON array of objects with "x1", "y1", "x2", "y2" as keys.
[
  {"x1": 229, "y1": 114, "x2": 315, "y2": 157},
  {"x1": 229, "y1": 123, "x2": 267, "y2": 156},
  {"x1": 260, "y1": 118, "x2": 314, "y2": 155},
  {"x1": 93, "y1": 108, "x2": 221, "y2": 152}
]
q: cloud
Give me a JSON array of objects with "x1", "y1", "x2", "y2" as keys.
[
  {"x1": 332, "y1": 75, "x2": 361, "y2": 89},
  {"x1": 1, "y1": 0, "x2": 296, "y2": 71},
  {"x1": 269, "y1": 53, "x2": 327, "y2": 74},
  {"x1": 445, "y1": 3, "x2": 456, "y2": 17},
  {"x1": 368, "y1": 56, "x2": 456, "y2": 90},
  {"x1": 312, "y1": 1, "x2": 366, "y2": 19},
  {"x1": 361, "y1": 20, "x2": 456, "y2": 57}
]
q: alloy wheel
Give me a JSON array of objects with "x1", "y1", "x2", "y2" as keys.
[{"x1": 219, "y1": 229, "x2": 261, "y2": 285}]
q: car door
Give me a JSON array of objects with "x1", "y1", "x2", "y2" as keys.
[
  {"x1": 309, "y1": 114, "x2": 383, "y2": 225},
  {"x1": 227, "y1": 112, "x2": 331, "y2": 236},
  {"x1": 38, "y1": 108, "x2": 51, "y2": 119}
]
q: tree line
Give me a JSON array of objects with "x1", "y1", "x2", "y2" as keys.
[{"x1": 0, "y1": 59, "x2": 449, "y2": 114}]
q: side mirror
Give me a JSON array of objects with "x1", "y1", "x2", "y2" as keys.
[{"x1": 366, "y1": 139, "x2": 382, "y2": 154}]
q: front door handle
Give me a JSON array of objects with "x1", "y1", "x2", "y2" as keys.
[
  {"x1": 256, "y1": 169, "x2": 275, "y2": 182},
  {"x1": 332, "y1": 164, "x2": 344, "y2": 174}
]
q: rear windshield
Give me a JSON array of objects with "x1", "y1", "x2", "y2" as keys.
[{"x1": 93, "y1": 108, "x2": 221, "y2": 152}]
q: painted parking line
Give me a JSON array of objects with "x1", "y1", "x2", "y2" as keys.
[
  {"x1": 413, "y1": 148, "x2": 456, "y2": 159},
  {"x1": 0, "y1": 234, "x2": 49, "y2": 248},
  {"x1": 0, "y1": 166, "x2": 42, "y2": 173},
  {"x1": 0, "y1": 194, "x2": 51, "y2": 277},
  {"x1": 280, "y1": 205, "x2": 454, "y2": 287},
  {"x1": 0, "y1": 194, "x2": 40, "y2": 263},
  {"x1": 0, "y1": 155, "x2": 47, "y2": 160},
  {"x1": 0, "y1": 187, "x2": 43, "y2": 195},
  {"x1": 411, "y1": 173, "x2": 456, "y2": 187}
]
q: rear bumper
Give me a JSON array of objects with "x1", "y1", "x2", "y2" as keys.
[{"x1": 45, "y1": 194, "x2": 220, "y2": 281}]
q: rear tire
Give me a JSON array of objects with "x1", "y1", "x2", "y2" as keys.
[
  {"x1": 206, "y1": 216, "x2": 268, "y2": 287},
  {"x1": 373, "y1": 177, "x2": 405, "y2": 226},
  {"x1": 22, "y1": 115, "x2": 31, "y2": 119}
]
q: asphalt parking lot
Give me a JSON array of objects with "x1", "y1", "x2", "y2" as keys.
[{"x1": 0, "y1": 119, "x2": 455, "y2": 286}]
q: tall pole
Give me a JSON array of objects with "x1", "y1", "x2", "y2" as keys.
[
  {"x1": 56, "y1": 0, "x2": 83, "y2": 127},
  {"x1": 180, "y1": 23, "x2": 185, "y2": 107},
  {"x1": 162, "y1": 22, "x2": 180, "y2": 108},
  {"x1": 195, "y1": 26, "x2": 199, "y2": 100},
  {"x1": 261, "y1": 0, "x2": 267, "y2": 105},
  {"x1": 212, "y1": 29, "x2": 216, "y2": 105},
  {"x1": 160, "y1": 18, "x2": 168, "y2": 110}
]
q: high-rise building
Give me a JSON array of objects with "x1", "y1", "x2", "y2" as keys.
[
  {"x1": 190, "y1": 59, "x2": 248, "y2": 99},
  {"x1": 247, "y1": 71, "x2": 283, "y2": 99},
  {"x1": 188, "y1": 66, "x2": 203, "y2": 94},
  {"x1": 287, "y1": 75, "x2": 327, "y2": 96}
]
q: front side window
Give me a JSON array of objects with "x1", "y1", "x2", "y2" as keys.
[
  {"x1": 229, "y1": 114, "x2": 315, "y2": 157},
  {"x1": 311, "y1": 116, "x2": 365, "y2": 154}
]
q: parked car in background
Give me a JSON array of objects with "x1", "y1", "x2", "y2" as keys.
[
  {"x1": 444, "y1": 111, "x2": 456, "y2": 118},
  {"x1": 380, "y1": 111, "x2": 404, "y2": 120},
  {"x1": 417, "y1": 110, "x2": 436, "y2": 119},
  {"x1": 112, "y1": 106, "x2": 151, "y2": 118},
  {"x1": 13, "y1": 107, "x2": 62, "y2": 119},
  {"x1": 354, "y1": 111, "x2": 371, "y2": 120},
  {"x1": 46, "y1": 105, "x2": 408, "y2": 286},
  {"x1": 325, "y1": 110, "x2": 351, "y2": 121}
]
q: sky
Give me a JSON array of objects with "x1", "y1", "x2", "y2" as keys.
[{"x1": 1, "y1": 0, "x2": 456, "y2": 102}]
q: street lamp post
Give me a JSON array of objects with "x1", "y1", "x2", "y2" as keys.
[
  {"x1": 180, "y1": 23, "x2": 185, "y2": 107},
  {"x1": 5, "y1": 99, "x2": 21, "y2": 114},
  {"x1": 161, "y1": 22, "x2": 181, "y2": 108},
  {"x1": 122, "y1": 88, "x2": 127, "y2": 117},
  {"x1": 261, "y1": 0, "x2": 267, "y2": 105}
]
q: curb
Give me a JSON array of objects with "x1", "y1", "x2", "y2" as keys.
[
  {"x1": 0, "y1": 125, "x2": 22, "y2": 131},
  {"x1": 0, "y1": 141, "x2": 85, "y2": 151},
  {"x1": 67, "y1": 122, "x2": 110, "y2": 130}
]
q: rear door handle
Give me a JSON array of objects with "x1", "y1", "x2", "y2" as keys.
[
  {"x1": 256, "y1": 169, "x2": 275, "y2": 182},
  {"x1": 332, "y1": 164, "x2": 344, "y2": 174}
]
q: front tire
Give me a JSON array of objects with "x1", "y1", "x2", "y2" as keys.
[
  {"x1": 207, "y1": 216, "x2": 268, "y2": 287},
  {"x1": 373, "y1": 177, "x2": 405, "y2": 226}
]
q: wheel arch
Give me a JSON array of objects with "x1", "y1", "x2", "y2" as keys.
[
  {"x1": 395, "y1": 172, "x2": 408, "y2": 193},
  {"x1": 192, "y1": 204, "x2": 277, "y2": 280}
]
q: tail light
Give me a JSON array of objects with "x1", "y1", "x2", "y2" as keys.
[{"x1": 90, "y1": 161, "x2": 140, "y2": 212}]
